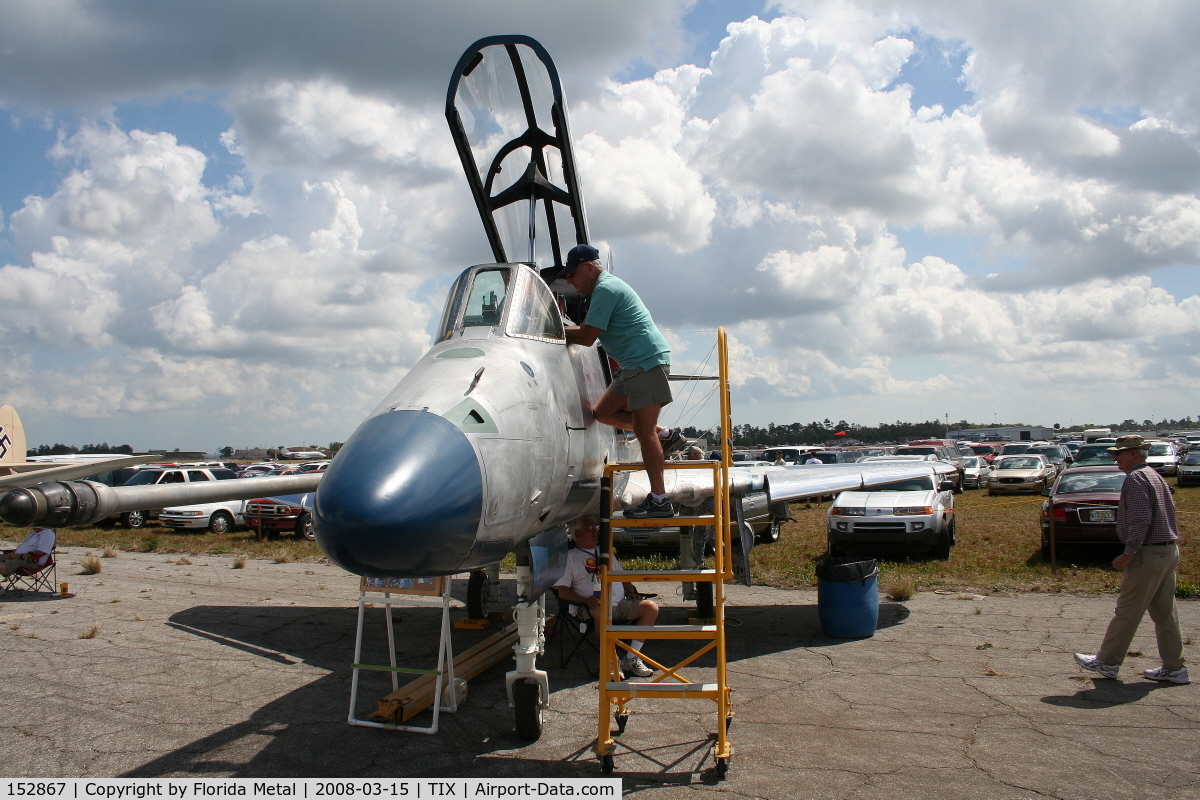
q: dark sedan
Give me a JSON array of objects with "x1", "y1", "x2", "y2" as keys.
[{"x1": 1039, "y1": 466, "x2": 1126, "y2": 557}]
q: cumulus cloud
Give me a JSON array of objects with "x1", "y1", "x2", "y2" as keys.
[{"x1": 3, "y1": 1, "x2": 1200, "y2": 446}]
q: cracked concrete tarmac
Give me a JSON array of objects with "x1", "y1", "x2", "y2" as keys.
[{"x1": 1, "y1": 544, "x2": 1197, "y2": 799}]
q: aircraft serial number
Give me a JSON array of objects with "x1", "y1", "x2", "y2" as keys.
[
  {"x1": 314, "y1": 784, "x2": 407, "y2": 797},
  {"x1": 6, "y1": 785, "x2": 67, "y2": 796}
]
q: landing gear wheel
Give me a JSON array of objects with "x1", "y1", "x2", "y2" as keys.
[
  {"x1": 123, "y1": 510, "x2": 146, "y2": 529},
  {"x1": 467, "y1": 569, "x2": 488, "y2": 619},
  {"x1": 756, "y1": 521, "x2": 782, "y2": 545},
  {"x1": 715, "y1": 757, "x2": 729, "y2": 780},
  {"x1": 600, "y1": 754, "x2": 614, "y2": 774},
  {"x1": 615, "y1": 713, "x2": 629, "y2": 734},
  {"x1": 208, "y1": 511, "x2": 233, "y2": 534},
  {"x1": 695, "y1": 581, "x2": 714, "y2": 620},
  {"x1": 513, "y1": 678, "x2": 542, "y2": 741},
  {"x1": 296, "y1": 511, "x2": 315, "y2": 540}
]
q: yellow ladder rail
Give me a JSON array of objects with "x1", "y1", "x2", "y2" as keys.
[{"x1": 594, "y1": 327, "x2": 734, "y2": 779}]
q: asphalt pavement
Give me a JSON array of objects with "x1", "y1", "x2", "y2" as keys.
[{"x1": 2, "y1": 543, "x2": 1197, "y2": 799}]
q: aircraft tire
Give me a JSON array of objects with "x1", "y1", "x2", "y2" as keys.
[
  {"x1": 756, "y1": 521, "x2": 782, "y2": 545},
  {"x1": 296, "y1": 511, "x2": 315, "y2": 540},
  {"x1": 513, "y1": 678, "x2": 542, "y2": 741},
  {"x1": 695, "y1": 581, "x2": 714, "y2": 619},
  {"x1": 208, "y1": 511, "x2": 233, "y2": 535},
  {"x1": 467, "y1": 569, "x2": 487, "y2": 619}
]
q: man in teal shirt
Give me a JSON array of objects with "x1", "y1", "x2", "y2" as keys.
[{"x1": 561, "y1": 244, "x2": 685, "y2": 518}]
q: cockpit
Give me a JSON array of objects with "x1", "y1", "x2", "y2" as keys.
[{"x1": 437, "y1": 264, "x2": 565, "y2": 343}]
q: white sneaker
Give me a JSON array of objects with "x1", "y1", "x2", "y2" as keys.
[
  {"x1": 620, "y1": 656, "x2": 654, "y2": 678},
  {"x1": 1144, "y1": 666, "x2": 1190, "y2": 684},
  {"x1": 1074, "y1": 653, "x2": 1119, "y2": 679}
]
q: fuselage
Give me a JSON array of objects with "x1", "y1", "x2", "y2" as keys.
[{"x1": 312, "y1": 263, "x2": 635, "y2": 577}]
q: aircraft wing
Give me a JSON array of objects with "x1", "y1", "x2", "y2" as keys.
[
  {"x1": 0, "y1": 474, "x2": 323, "y2": 528},
  {"x1": 613, "y1": 462, "x2": 960, "y2": 512},
  {"x1": 446, "y1": 35, "x2": 588, "y2": 273},
  {"x1": 0, "y1": 454, "x2": 158, "y2": 490}
]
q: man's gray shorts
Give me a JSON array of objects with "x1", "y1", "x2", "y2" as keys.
[{"x1": 609, "y1": 364, "x2": 673, "y2": 411}]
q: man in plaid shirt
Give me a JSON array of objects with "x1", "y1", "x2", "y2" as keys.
[{"x1": 1075, "y1": 436, "x2": 1188, "y2": 683}]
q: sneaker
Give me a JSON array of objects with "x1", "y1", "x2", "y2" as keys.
[
  {"x1": 1074, "y1": 653, "x2": 1119, "y2": 679},
  {"x1": 659, "y1": 428, "x2": 687, "y2": 456},
  {"x1": 1144, "y1": 666, "x2": 1190, "y2": 684},
  {"x1": 620, "y1": 656, "x2": 654, "y2": 678},
  {"x1": 625, "y1": 495, "x2": 674, "y2": 519}
]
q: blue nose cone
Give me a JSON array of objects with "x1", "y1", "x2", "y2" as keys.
[{"x1": 313, "y1": 410, "x2": 483, "y2": 577}]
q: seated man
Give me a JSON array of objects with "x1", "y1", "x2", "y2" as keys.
[
  {"x1": 1, "y1": 527, "x2": 55, "y2": 576},
  {"x1": 553, "y1": 518, "x2": 658, "y2": 678}
]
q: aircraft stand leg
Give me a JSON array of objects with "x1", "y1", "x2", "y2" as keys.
[{"x1": 504, "y1": 563, "x2": 548, "y2": 741}]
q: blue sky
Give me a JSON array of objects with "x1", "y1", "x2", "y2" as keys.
[{"x1": 2, "y1": 1, "x2": 1199, "y2": 451}]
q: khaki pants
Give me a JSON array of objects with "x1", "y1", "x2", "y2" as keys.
[
  {"x1": 0, "y1": 556, "x2": 39, "y2": 577},
  {"x1": 1097, "y1": 544, "x2": 1184, "y2": 670}
]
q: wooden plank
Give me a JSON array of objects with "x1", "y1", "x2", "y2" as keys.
[{"x1": 369, "y1": 621, "x2": 519, "y2": 723}]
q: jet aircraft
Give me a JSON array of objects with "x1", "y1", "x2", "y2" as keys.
[{"x1": 0, "y1": 36, "x2": 961, "y2": 740}]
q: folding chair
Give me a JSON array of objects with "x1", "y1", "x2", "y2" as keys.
[
  {"x1": 548, "y1": 588, "x2": 598, "y2": 677},
  {"x1": 1, "y1": 550, "x2": 57, "y2": 595}
]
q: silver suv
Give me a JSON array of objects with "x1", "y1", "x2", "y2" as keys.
[{"x1": 827, "y1": 472, "x2": 957, "y2": 559}]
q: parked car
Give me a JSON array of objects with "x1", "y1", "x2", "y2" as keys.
[
  {"x1": 1025, "y1": 445, "x2": 1072, "y2": 475},
  {"x1": 297, "y1": 461, "x2": 331, "y2": 473},
  {"x1": 1039, "y1": 466, "x2": 1126, "y2": 557},
  {"x1": 159, "y1": 499, "x2": 247, "y2": 533},
  {"x1": 961, "y1": 456, "x2": 992, "y2": 489},
  {"x1": 987, "y1": 455, "x2": 1056, "y2": 495},
  {"x1": 858, "y1": 454, "x2": 939, "y2": 463},
  {"x1": 1177, "y1": 453, "x2": 1200, "y2": 487},
  {"x1": 612, "y1": 492, "x2": 790, "y2": 553},
  {"x1": 242, "y1": 494, "x2": 314, "y2": 539},
  {"x1": 760, "y1": 447, "x2": 819, "y2": 464},
  {"x1": 1144, "y1": 442, "x2": 1180, "y2": 477},
  {"x1": 100, "y1": 467, "x2": 240, "y2": 528},
  {"x1": 827, "y1": 471, "x2": 958, "y2": 559},
  {"x1": 1070, "y1": 443, "x2": 1117, "y2": 467},
  {"x1": 999, "y1": 443, "x2": 1033, "y2": 456},
  {"x1": 808, "y1": 449, "x2": 862, "y2": 464},
  {"x1": 965, "y1": 443, "x2": 1001, "y2": 463},
  {"x1": 892, "y1": 445, "x2": 965, "y2": 490}
]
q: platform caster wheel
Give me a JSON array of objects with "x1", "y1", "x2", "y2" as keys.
[
  {"x1": 615, "y1": 714, "x2": 629, "y2": 734},
  {"x1": 513, "y1": 679, "x2": 542, "y2": 741},
  {"x1": 715, "y1": 757, "x2": 729, "y2": 780},
  {"x1": 600, "y1": 754, "x2": 614, "y2": 774}
]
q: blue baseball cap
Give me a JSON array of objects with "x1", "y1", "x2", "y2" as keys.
[{"x1": 560, "y1": 244, "x2": 599, "y2": 277}]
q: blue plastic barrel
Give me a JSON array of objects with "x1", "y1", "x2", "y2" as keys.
[{"x1": 816, "y1": 556, "x2": 879, "y2": 638}]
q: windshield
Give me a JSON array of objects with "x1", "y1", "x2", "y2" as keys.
[
  {"x1": 506, "y1": 268, "x2": 564, "y2": 340},
  {"x1": 969, "y1": 445, "x2": 994, "y2": 455},
  {"x1": 1147, "y1": 444, "x2": 1173, "y2": 456},
  {"x1": 962, "y1": 457, "x2": 982, "y2": 468},
  {"x1": 1027, "y1": 447, "x2": 1065, "y2": 461},
  {"x1": 1182, "y1": 454, "x2": 1200, "y2": 465},
  {"x1": 867, "y1": 477, "x2": 935, "y2": 492},
  {"x1": 997, "y1": 457, "x2": 1041, "y2": 470},
  {"x1": 1056, "y1": 471, "x2": 1126, "y2": 494},
  {"x1": 1000, "y1": 444, "x2": 1031, "y2": 455}
]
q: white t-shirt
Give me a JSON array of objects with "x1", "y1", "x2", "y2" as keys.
[
  {"x1": 554, "y1": 546, "x2": 624, "y2": 608},
  {"x1": 14, "y1": 529, "x2": 55, "y2": 566}
]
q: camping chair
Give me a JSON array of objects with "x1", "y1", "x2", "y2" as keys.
[
  {"x1": 548, "y1": 588, "x2": 598, "y2": 677},
  {"x1": 2, "y1": 530, "x2": 58, "y2": 596}
]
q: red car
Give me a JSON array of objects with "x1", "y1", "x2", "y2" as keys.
[
  {"x1": 966, "y1": 443, "x2": 1000, "y2": 463},
  {"x1": 1039, "y1": 466, "x2": 1126, "y2": 558}
]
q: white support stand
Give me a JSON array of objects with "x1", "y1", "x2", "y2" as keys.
[{"x1": 347, "y1": 579, "x2": 461, "y2": 735}]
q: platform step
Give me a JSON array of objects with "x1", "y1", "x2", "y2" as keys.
[
  {"x1": 601, "y1": 569, "x2": 718, "y2": 581},
  {"x1": 604, "y1": 681, "x2": 720, "y2": 696},
  {"x1": 607, "y1": 624, "x2": 717, "y2": 638},
  {"x1": 613, "y1": 515, "x2": 716, "y2": 527}
]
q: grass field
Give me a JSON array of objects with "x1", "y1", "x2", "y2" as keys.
[
  {"x1": 3, "y1": 483, "x2": 1197, "y2": 596},
  {"x1": 748, "y1": 483, "x2": 1199, "y2": 597}
]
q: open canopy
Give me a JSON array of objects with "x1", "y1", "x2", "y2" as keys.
[{"x1": 446, "y1": 35, "x2": 588, "y2": 274}]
